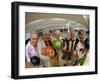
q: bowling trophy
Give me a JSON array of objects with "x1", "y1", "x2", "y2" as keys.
[{"x1": 62, "y1": 48, "x2": 78, "y2": 66}]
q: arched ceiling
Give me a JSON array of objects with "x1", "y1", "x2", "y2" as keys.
[{"x1": 25, "y1": 12, "x2": 89, "y2": 33}]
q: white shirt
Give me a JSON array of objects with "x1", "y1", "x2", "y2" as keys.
[
  {"x1": 76, "y1": 41, "x2": 85, "y2": 59},
  {"x1": 26, "y1": 41, "x2": 51, "y2": 67},
  {"x1": 25, "y1": 41, "x2": 39, "y2": 63},
  {"x1": 68, "y1": 37, "x2": 76, "y2": 51}
]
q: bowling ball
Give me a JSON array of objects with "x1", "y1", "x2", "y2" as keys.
[
  {"x1": 43, "y1": 46, "x2": 55, "y2": 59},
  {"x1": 52, "y1": 39, "x2": 63, "y2": 49},
  {"x1": 30, "y1": 56, "x2": 40, "y2": 66}
]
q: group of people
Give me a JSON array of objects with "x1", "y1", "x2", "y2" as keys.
[{"x1": 25, "y1": 26, "x2": 89, "y2": 68}]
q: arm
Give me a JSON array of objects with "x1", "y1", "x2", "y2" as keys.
[
  {"x1": 25, "y1": 44, "x2": 31, "y2": 63},
  {"x1": 37, "y1": 41, "x2": 51, "y2": 67},
  {"x1": 38, "y1": 42, "x2": 50, "y2": 61}
]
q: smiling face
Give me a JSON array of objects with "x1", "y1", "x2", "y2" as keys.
[
  {"x1": 54, "y1": 29, "x2": 61, "y2": 39},
  {"x1": 78, "y1": 30, "x2": 86, "y2": 42},
  {"x1": 30, "y1": 32, "x2": 39, "y2": 47},
  {"x1": 69, "y1": 27, "x2": 76, "y2": 38},
  {"x1": 43, "y1": 30, "x2": 50, "y2": 41}
]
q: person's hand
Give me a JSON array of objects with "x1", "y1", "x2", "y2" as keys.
[{"x1": 42, "y1": 48, "x2": 47, "y2": 56}]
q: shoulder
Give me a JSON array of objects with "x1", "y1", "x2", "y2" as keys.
[
  {"x1": 76, "y1": 41, "x2": 82, "y2": 49},
  {"x1": 84, "y1": 38, "x2": 89, "y2": 49},
  {"x1": 39, "y1": 37, "x2": 44, "y2": 42},
  {"x1": 26, "y1": 41, "x2": 31, "y2": 49}
]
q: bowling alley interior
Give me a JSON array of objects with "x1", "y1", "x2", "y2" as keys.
[{"x1": 25, "y1": 12, "x2": 89, "y2": 68}]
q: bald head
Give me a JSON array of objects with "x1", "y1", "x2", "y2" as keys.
[
  {"x1": 30, "y1": 32, "x2": 39, "y2": 47},
  {"x1": 43, "y1": 29, "x2": 50, "y2": 35}
]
